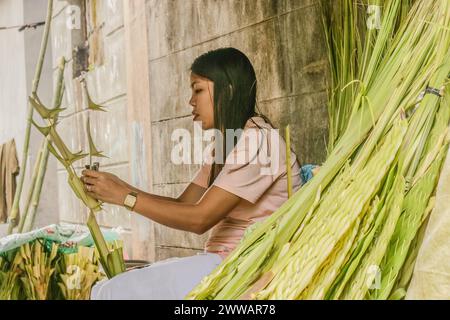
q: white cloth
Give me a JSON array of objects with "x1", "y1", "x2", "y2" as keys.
[
  {"x1": 91, "y1": 252, "x2": 222, "y2": 300},
  {"x1": 406, "y1": 147, "x2": 450, "y2": 299}
]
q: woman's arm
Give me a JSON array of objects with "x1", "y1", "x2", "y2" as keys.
[
  {"x1": 131, "y1": 186, "x2": 241, "y2": 234},
  {"x1": 82, "y1": 170, "x2": 206, "y2": 204},
  {"x1": 177, "y1": 183, "x2": 208, "y2": 204},
  {"x1": 128, "y1": 182, "x2": 207, "y2": 204},
  {"x1": 81, "y1": 169, "x2": 238, "y2": 234}
]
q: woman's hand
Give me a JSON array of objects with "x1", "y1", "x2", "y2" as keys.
[{"x1": 81, "y1": 169, "x2": 132, "y2": 206}]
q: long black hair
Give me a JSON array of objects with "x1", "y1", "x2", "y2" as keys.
[{"x1": 191, "y1": 47, "x2": 271, "y2": 186}]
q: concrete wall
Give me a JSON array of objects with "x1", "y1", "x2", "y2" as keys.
[
  {"x1": 144, "y1": 0, "x2": 329, "y2": 259},
  {"x1": 0, "y1": 0, "x2": 58, "y2": 236},
  {"x1": 0, "y1": 0, "x2": 27, "y2": 149}
]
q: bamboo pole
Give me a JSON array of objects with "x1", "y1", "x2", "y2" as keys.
[
  {"x1": 8, "y1": 0, "x2": 54, "y2": 234},
  {"x1": 285, "y1": 125, "x2": 293, "y2": 198},
  {"x1": 16, "y1": 139, "x2": 45, "y2": 232},
  {"x1": 21, "y1": 57, "x2": 66, "y2": 233},
  {"x1": 20, "y1": 144, "x2": 50, "y2": 233}
]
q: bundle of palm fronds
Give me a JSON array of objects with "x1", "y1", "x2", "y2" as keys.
[
  {"x1": 186, "y1": 0, "x2": 450, "y2": 300},
  {"x1": 322, "y1": 0, "x2": 416, "y2": 152},
  {"x1": 0, "y1": 240, "x2": 109, "y2": 300},
  {"x1": 0, "y1": 250, "x2": 24, "y2": 300},
  {"x1": 57, "y1": 246, "x2": 105, "y2": 300},
  {"x1": 18, "y1": 241, "x2": 59, "y2": 300}
]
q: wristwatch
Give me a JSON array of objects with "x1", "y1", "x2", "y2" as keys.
[{"x1": 123, "y1": 191, "x2": 138, "y2": 211}]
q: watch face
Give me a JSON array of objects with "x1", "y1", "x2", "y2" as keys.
[{"x1": 125, "y1": 194, "x2": 137, "y2": 209}]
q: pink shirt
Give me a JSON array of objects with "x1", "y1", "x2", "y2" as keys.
[{"x1": 192, "y1": 116, "x2": 302, "y2": 259}]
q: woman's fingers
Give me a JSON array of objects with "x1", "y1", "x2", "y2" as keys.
[
  {"x1": 82, "y1": 176, "x2": 97, "y2": 185},
  {"x1": 80, "y1": 170, "x2": 127, "y2": 205},
  {"x1": 88, "y1": 183, "x2": 99, "y2": 192},
  {"x1": 87, "y1": 190, "x2": 101, "y2": 200},
  {"x1": 81, "y1": 169, "x2": 101, "y2": 178},
  {"x1": 86, "y1": 185, "x2": 114, "y2": 204},
  {"x1": 86, "y1": 185, "x2": 104, "y2": 201}
]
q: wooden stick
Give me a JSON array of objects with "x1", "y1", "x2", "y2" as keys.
[
  {"x1": 22, "y1": 57, "x2": 66, "y2": 233},
  {"x1": 8, "y1": 0, "x2": 54, "y2": 234},
  {"x1": 285, "y1": 125, "x2": 293, "y2": 198},
  {"x1": 17, "y1": 139, "x2": 45, "y2": 232}
]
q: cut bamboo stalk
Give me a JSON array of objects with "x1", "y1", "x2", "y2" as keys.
[
  {"x1": 87, "y1": 210, "x2": 126, "y2": 278},
  {"x1": 20, "y1": 143, "x2": 50, "y2": 233},
  {"x1": 285, "y1": 125, "x2": 292, "y2": 198},
  {"x1": 0, "y1": 249, "x2": 24, "y2": 300},
  {"x1": 8, "y1": 0, "x2": 54, "y2": 234},
  {"x1": 16, "y1": 140, "x2": 45, "y2": 233},
  {"x1": 21, "y1": 57, "x2": 66, "y2": 233},
  {"x1": 19, "y1": 241, "x2": 59, "y2": 300},
  {"x1": 18, "y1": 57, "x2": 66, "y2": 233},
  {"x1": 57, "y1": 246, "x2": 104, "y2": 300}
]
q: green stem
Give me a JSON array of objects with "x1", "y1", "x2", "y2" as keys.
[
  {"x1": 285, "y1": 125, "x2": 292, "y2": 198},
  {"x1": 8, "y1": 0, "x2": 54, "y2": 234},
  {"x1": 21, "y1": 143, "x2": 50, "y2": 233},
  {"x1": 21, "y1": 57, "x2": 66, "y2": 233},
  {"x1": 17, "y1": 139, "x2": 45, "y2": 233}
]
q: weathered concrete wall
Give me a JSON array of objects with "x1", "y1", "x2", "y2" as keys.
[
  {"x1": 0, "y1": 0, "x2": 58, "y2": 236},
  {"x1": 0, "y1": 0, "x2": 27, "y2": 150},
  {"x1": 145, "y1": 0, "x2": 329, "y2": 259},
  {"x1": 123, "y1": 0, "x2": 155, "y2": 261}
]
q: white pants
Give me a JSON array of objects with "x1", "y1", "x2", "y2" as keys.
[
  {"x1": 90, "y1": 252, "x2": 222, "y2": 300},
  {"x1": 406, "y1": 147, "x2": 450, "y2": 299}
]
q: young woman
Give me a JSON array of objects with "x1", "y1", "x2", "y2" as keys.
[{"x1": 82, "y1": 47, "x2": 302, "y2": 299}]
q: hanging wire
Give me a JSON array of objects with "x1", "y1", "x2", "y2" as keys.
[{"x1": 0, "y1": 21, "x2": 45, "y2": 32}]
